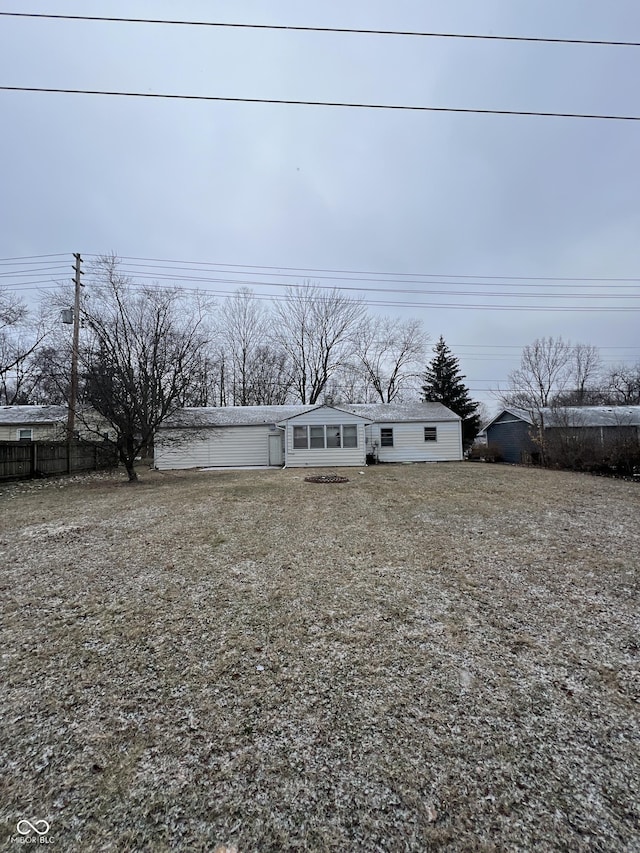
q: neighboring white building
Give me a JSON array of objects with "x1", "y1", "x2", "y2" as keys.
[
  {"x1": 154, "y1": 402, "x2": 463, "y2": 469},
  {"x1": 0, "y1": 406, "x2": 112, "y2": 442}
]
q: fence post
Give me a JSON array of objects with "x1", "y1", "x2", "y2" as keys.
[{"x1": 30, "y1": 441, "x2": 37, "y2": 478}]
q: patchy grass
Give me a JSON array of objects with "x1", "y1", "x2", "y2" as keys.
[{"x1": 0, "y1": 463, "x2": 638, "y2": 852}]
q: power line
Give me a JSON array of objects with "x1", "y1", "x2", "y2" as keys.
[
  {"x1": 0, "y1": 266, "x2": 69, "y2": 278},
  {"x1": 9, "y1": 277, "x2": 640, "y2": 310},
  {"x1": 101, "y1": 254, "x2": 640, "y2": 284},
  {"x1": 0, "y1": 12, "x2": 638, "y2": 48},
  {"x1": 111, "y1": 262, "x2": 640, "y2": 290},
  {"x1": 82, "y1": 267, "x2": 640, "y2": 303},
  {"x1": 7, "y1": 272, "x2": 639, "y2": 310},
  {"x1": 7, "y1": 256, "x2": 639, "y2": 290},
  {"x1": 1, "y1": 86, "x2": 639, "y2": 121},
  {"x1": 0, "y1": 253, "x2": 67, "y2": 263},
  {"x1": 451, "y1": 344, "x2": 640, "y2": 350},
  {"x1": 113, "y1": 272, "x2": 640, "y2": 300},
  {"x1": 70, "y1": 278, "x2": 640, "y2": 311}
]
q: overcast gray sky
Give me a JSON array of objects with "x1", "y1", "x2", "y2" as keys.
[{"x1": 1, "y1": 0, "x2": 639, "y2": 409}]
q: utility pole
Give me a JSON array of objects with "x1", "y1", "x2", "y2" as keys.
[{"x1": 66, "y1": 253, "x2": 83, "y2": 440}]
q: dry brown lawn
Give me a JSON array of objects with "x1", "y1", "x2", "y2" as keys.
[{"x1": 0, "y1": 463, "x2": 638, "y2": 852}]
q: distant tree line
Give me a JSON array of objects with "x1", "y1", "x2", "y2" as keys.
[{"x1": 498, "y1": 336, "x2": 640, "y2": 410}]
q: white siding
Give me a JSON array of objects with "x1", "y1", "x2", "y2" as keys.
[
  {"x1": 0, "y1": 417, "x2": 110, "y2": 443},
  {"x1": 284, "y1": 407, "x2": 367, "y2": 467},
  {"x1": 366, "y1": 421, "x2": 462, "y2": 463},
  {"x1": 155, "y1": 425, "x2": 273, "y2": 469},
  {"x1": 0, "y1": 424, "x2": 64, "y2": 442}
]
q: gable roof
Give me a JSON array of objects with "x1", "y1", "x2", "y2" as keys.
[
  {"x1": 276, "y1": 404, "x2": 372, "y2": 424},
  {"x1": 342, "y1": 401, "x2": 460, "y2": 423},
  {"x1": 161, "y1": 401, "x2": 460, "y2": 429},
  {"x1": 482, "y1": 407, "x2": 535, "y2": 430},
  {"x1": 484, "y1": 405, "x2": 640, "y2": 431},
  {"x1": 0, "y1": 405, "x2": 69, "y2": 425}
]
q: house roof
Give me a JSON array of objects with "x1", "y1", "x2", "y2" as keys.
[
  {"x1": 342, "y1": 401, "x2": 460, "y2": 423},
  {"x1": 484, "y1": 405, "x2": 640, "y2": 431},
  {"x1": 542, "y1": 406, "x2": 640, "y2": 427},
  {"x1": 0, "y1": 405, "x2": 68, "y2": 425},
  {"x1": 276, "y1": 404, "x2": 371, "y2": 424},
  {"x1": 162, "y1": 405, "x2": 313, "y2": 428},
  {"x1": 161, "y1": 401, "x2": 460, "y2": 429}
]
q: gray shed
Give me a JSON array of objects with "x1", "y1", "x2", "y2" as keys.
[{"x1": 484, "y1": 408, "x2": 539, "y2": 464}]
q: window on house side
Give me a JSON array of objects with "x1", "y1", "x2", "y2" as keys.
[
  {"x1": 293, "y1": 425, "x2": 308, "y2": 449},
  {"x1": 380, "y1": 428, "x2": 394, "y2": 447},
  {"x1": 18, "y1": 428, "x2": 33, "y2": 442},
  {"x1": 310, "y1": 426, "x2": 325, "y2": 449},
  {"x1": 343, "y1": 425, "x2": 358, "y2": 448},
  {"x1": 326, "y1": 427, "x2": 341, "y2": 448},
  {"x1": 424, "y1": 427, "x2": 437, "y2": 441}
]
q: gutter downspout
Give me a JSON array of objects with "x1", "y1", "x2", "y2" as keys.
[{"x1": 276, "y1": 424, "x2": 287, "y2": 469}]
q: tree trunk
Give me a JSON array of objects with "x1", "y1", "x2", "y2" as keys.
[
  {"x1": 118, "y1": 443, "x2": 138, "y2": 482},
  {"x1": 124, "y1": 458, "x2": 138, "y2": 481}
]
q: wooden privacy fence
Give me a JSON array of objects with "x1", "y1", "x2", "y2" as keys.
[{"x1": 0, "y1": 440, "x2": 119, "y2": 481}]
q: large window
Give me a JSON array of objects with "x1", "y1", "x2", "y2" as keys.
[
  {"x1": 326, "y1": 426, "x2": 341, "y2": 448},
  {"x1": 310, "y1": 426, "x2": 324, "y2": 449},
  {"x1": 292, "y1": 424, "x2": 358, "y2": 450},
  {"x1": 424, "y1": 427, "x2": 438, "y2": 442},
  {"x1": 343, "y1": 425, "x2": 357, "y2": 448},
  {"x1": 380, "y1": 428, "x2": 394, "y2": 447},
  {"x1": 293, "y1": 426, "x2": 308, "y2": 449}
]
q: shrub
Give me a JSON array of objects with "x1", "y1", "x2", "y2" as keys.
[{"x1": 468, "y1": 443, "x2": 503, "y2": 463}]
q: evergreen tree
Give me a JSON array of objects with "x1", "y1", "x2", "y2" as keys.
[{"x1": 421, "y1": 336, "x2": 480, "y2": 449}]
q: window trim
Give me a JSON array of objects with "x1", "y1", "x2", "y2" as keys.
[
  {"x1": 380, "y1": 427, "x2": 394, "y2": 447},
  {"x1": 17, "y1": 428, "x2": 33, "y2": 442},
  {"x1": 293, "y1": 425, "x2": 308, "y2": 449},
  {"x1": 291, "y1": 423, "x2": 359, "y2": 450},
  {"x1": 326, "y1": 425, "x2": 341, "y2": 449},
  {"x1": 342, "y1": 424, "x2": 358, "y2": 449},
  {"x1": 309, "y1": 425, "x2": 325, "y2": 449}
]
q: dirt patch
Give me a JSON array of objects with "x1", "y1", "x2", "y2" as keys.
[{"x1": 0, "y1": 463, "x2": 638, "y2": 851}]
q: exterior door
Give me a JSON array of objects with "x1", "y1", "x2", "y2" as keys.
[{"x1": 268, "y1": 433, "x2": 284, "y2": 467}]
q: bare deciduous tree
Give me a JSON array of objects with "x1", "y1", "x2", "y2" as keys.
[
  {"x1": 603, "y1": 362, "x2": 640, "y2": 405},
  {"x1": 355, "y1": 316, "x2": 427, "y2": 402},
  {"x1": 553, "y1": 343, "x2": 603, "y2": 405},
  {"x1": 244, "y1": 344, "x2": 293, "y2": 404},
  {"x1": 271, "y1": 282, "x2": 366, "y2": 404},
  {"x1": 219, "y1": 288, "x2": 270, "y2": 405},
  {"x1": 80, "y1": 255, "x2": 211, "y2": 481},
  {"x1": 0, "y1": 288, "x2": 28, "y2": 332},
  {"x1": 572, "y1": 343, "x2": 602, "y2": 401},
  {"x1": 0, "y1": 293, "x2": 50, "y2": 403},
  {"x1": 502, "y1": 337, "x2": 573, "y2": 410}
]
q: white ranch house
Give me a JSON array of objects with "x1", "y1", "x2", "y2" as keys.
[{"x1": 155, "y1": 402, "x2": 463, "y2": 469}]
